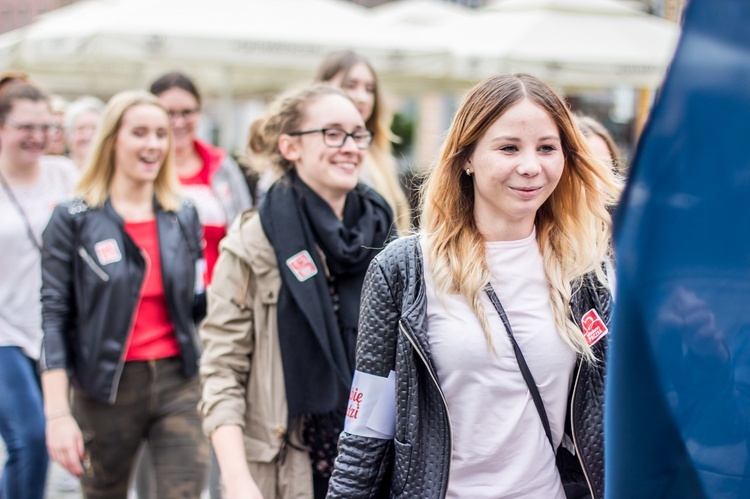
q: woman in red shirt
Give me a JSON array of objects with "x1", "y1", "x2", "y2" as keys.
[
  {"x1": 150, "y1": 72, "x2": 252, "y2": 285},
  {"x1": 40, "y1": 91, "x2": 208, "y2": 498}
]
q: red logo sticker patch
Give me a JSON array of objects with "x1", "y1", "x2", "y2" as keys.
[
  {"x1": 94, "y1": 239, "x2": 122, "y2": 266},
  {"x1": 286, "y1": 250, "x2": 318, "y2": 282},
  {"x1": 581, "y1": 309, "x2": 608, "y2": 347}
]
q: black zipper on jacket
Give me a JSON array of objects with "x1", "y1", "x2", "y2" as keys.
[
  {"x1": 398, "y1": 319, "x2": 453, "y2": 498},
  {"x1": 77, "y1": 246, "x2": 110, "y2": 281},
  {"x1": 109, "y1": 248, "x2": 148, "y2": 404}
]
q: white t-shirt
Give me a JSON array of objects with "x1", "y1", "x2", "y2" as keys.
[
  {"x1": 421, "y1": 229, "x2": 577, "y2": 498},
  {"x1": 0, "y1": 156, "x2": 78, "y2": 359}
]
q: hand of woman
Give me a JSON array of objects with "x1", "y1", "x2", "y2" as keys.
[{"x1": 46, "y1": 413, "x2": 85, "y2": 477}]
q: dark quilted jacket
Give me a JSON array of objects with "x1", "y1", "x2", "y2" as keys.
[{"x1": 328, "y1": 235, "x2": 610, "y2": 499}]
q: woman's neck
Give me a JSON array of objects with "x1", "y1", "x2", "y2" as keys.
[
  {"x1": 109, "y1": 177, "x2": 155, "y2": 222},
  {"x1": 0, "y1": 156, "x2": 41, "y2": 186},
  {"x1": 475, "y1": 209, "x2": 535, "y2": 242},
  {"x1": 173, "y1": 142, "x2": 202, "y2": 178}
]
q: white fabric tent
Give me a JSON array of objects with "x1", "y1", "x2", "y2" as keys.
[
  {"x1": 447, "y1": 0, "x2": 681, "y2": 88},
  {"x1": 0, "y1": 0, "x2": 452, "y2": 97}
]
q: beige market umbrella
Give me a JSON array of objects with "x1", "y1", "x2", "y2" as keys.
[
  {"x1": 449, "y1": 0, "x2": 681, "y2": 88},
  {"x1": 0, "y1": 0, "x2": 451, "y2": 97}
]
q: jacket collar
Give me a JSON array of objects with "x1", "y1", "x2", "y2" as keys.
[{"x1": 102, "y1": 196, "x2": 167, "y2": 227}]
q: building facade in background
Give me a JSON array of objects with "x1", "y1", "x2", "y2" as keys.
[
  {"x1": 1, "y1": 0, "x2": 687, "y2": 34},
  {"x1": 0, "y1": 0, "x2": 78, "y2": 34}
]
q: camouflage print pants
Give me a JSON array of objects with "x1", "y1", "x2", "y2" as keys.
[{"x1": 72, "y1": 357, "x2": 208, "y2": 499}]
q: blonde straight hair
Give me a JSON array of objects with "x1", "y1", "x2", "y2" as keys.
[
  {"x1": 76, "y1": 90, "x2": 180, "y2": 211},
  {"x1": 421, "y1": 74, "x2": 620, "y2": 361}
]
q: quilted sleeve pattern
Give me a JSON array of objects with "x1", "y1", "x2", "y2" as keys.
[
  {"x1": 328, "y1": 256, "x2": 400, "y2": 498},
  {"x1": 571, "y1": 273, "x2": 612, "y2": 499}
]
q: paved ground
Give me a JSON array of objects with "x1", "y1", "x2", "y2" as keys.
[{"x1": 0, "y1": 440, "x2": 210, "y2": 498}]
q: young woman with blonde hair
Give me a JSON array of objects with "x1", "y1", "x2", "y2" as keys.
[
  {"x1": 313, "y1": 50, "x2": 411, "y2": 233},
  {"x1": 328, "y1": 73, "x2": 620, "y2": 498},
  {"x1": 200, "y1": 84, "x2": 394, "y2": 499},
  {"x1": 40, "y1": 90, "x2": 208, "y2": 498}
]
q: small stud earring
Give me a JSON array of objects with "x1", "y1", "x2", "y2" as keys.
[{"x1": 465, "y1": 168, "x2": 473, "y2": 176}]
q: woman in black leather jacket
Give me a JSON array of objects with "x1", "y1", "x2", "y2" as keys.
[
  {"x1": 328, "y1": 74, "x2": 620, "y2": 499},
  {"x1": 39, "y1": 90, "x2": 208, "y2": 498}
]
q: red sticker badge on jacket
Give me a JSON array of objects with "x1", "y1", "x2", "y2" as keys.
[
  {"x1": 581, "y1": 309, "x2": 608, "y2": 346},
  {"x1": 286, "y1": 250, "x2": 318, "y2": 282},
  {"x1": 94, "y1": 239, "x2": 122, "y2": 266}
]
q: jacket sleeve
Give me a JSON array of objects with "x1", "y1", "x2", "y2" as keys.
[
  {"x1": 39, "y1": 204, "x2": 77, "y2": 372},
  {"x1": 222, "y1": 155, "x2": 253, "y2": 221},
  {"x1": 328, "y1": 257, "x2": 401, "y2": 498},
  {"x1": 198, "y1": 231, "x2": 254, "y2": 438},
  {"x1": 180, "y1": 202, "x2": 207, "y2": 323}
]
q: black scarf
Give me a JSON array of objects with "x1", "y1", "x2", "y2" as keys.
[{"x1": 259, "y1": 171, "x2": 394, "y2": 417}]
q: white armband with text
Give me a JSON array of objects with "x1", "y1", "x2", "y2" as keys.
[{"x1": 343, "y1": 370, "x2": 397, "y2": 439}]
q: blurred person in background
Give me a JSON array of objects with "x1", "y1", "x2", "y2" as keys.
[
  {"x1": 0, "y1": 82, "x2": 78, "y2": 499},
  {"x1": 150, "y1": 72, "x2": 252, "y2": 286},
  {"x1": 328, "y1": 74, "x2": 620, "y2": 499},
  {"x1": 200, "y1": 84, "x2": 394, "y2": 499},
  {"x1": 40, "y1": 90, "x2": 208, "y2": 499},
  {"x1": 64, "y1": 96, "x2": 105, "y2": 170},
  {"x1": 313, "y1": 50, "x2": 411, "y2": 234},
  {"x1": 575, "y1": 115, "x2": 625, "y2": 177},
  {"x1": 0, "y1": 70, "x2": 31, "y2": 95},
  {"x1": 575, "y1": 114, "x2": 624, "y2": 298},
  {"x1": 45, "y1": 95, "x2": 68, "y2": 156}
]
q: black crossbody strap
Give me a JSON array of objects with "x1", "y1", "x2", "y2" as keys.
[
  {"x1": 0, "y1": 171, "x2": 42, "y2": 253},
  {"x1": 485, "y1": 282, "x2": 555, "y2": 451}
]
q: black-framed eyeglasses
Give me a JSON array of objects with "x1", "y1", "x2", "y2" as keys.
[
  {"x1": 1, "y1": 116, "x2": 60, "y2": 134},
  {"x1": 289, "y1": 128, "x2": 373, "y2": 150},
  {"x1": 167, "y1": 108, "x2": 200, "y2": 120}
]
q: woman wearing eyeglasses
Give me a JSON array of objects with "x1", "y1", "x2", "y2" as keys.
[
  {"x1": 150, "y1": 72, "x2": 252, "y2": 286},
  {"x1": 199, "y1": 84, "x2": 395, "y2": 499},
  {"x1": 0, "y1": 83, "x2": 78, "y2": 499}
]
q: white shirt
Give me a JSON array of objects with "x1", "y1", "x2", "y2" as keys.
[
  {"x1": 0, "y1": 156, "x2": 78, "y2": 359},
  {"x1": 421, "y1": 229, "x2": 577, "y2": 498}
]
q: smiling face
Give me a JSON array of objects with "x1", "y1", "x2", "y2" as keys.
[
  {"x1": 280, "y1": 94, "x2": 366, "y2": 207},
  {"x1": 469, "y1": 98, "x2": 565, "y2": 241},
  {"x1": 112, "y1": 104, "x2": 170, "y2": 187},
  {"x1": 156, "y1": 86, "x2": 200, "y2": 151},
  {"x1": 328, "y1": 62, "x2": 376, "y2": 122},
  {"x1": 0, "y1": 99, "x2": 52, "y2": 167}
]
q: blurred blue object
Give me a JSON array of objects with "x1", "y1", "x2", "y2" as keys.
[{"x1": 606, "y1": 0, "x2": 750, "y2": 498}]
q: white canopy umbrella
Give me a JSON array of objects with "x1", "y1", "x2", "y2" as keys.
[
  {"x1": 0, "y1": 0, "x2": 452, "y2": 97},
  {"x1": 371, "y1": 0, "x2": 474, "y2": 28},
  {"x1": 446, "y1": 0, "x2": 681, "y2": 88}
]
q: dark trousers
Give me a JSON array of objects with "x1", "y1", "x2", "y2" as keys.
[{"x1": 73, "y1": 357, "x2": 208, "y2": 499}]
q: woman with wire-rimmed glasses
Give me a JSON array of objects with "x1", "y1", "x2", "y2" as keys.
[
  {"x1": 199, "y1": 84, "x2": 395, "y2": 499},
  {"x1": 0, "y1": 82, "x2": 78, "y2": 499}
]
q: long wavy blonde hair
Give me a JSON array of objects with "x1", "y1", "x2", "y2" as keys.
[
  {"x1": 76, "y1": 90, "x2": 180, "y2": 211},
  {"x1": 421, "y1": 74, "x2": 620, "y2": 360}
]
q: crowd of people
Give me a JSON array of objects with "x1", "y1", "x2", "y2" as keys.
[{"x1": 0, "y1": 49, "x2": 624, "y2": 499}]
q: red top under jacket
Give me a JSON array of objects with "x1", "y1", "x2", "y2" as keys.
[{"x1": 123, "y1": 219, "x2": 180, "y2": 361}]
